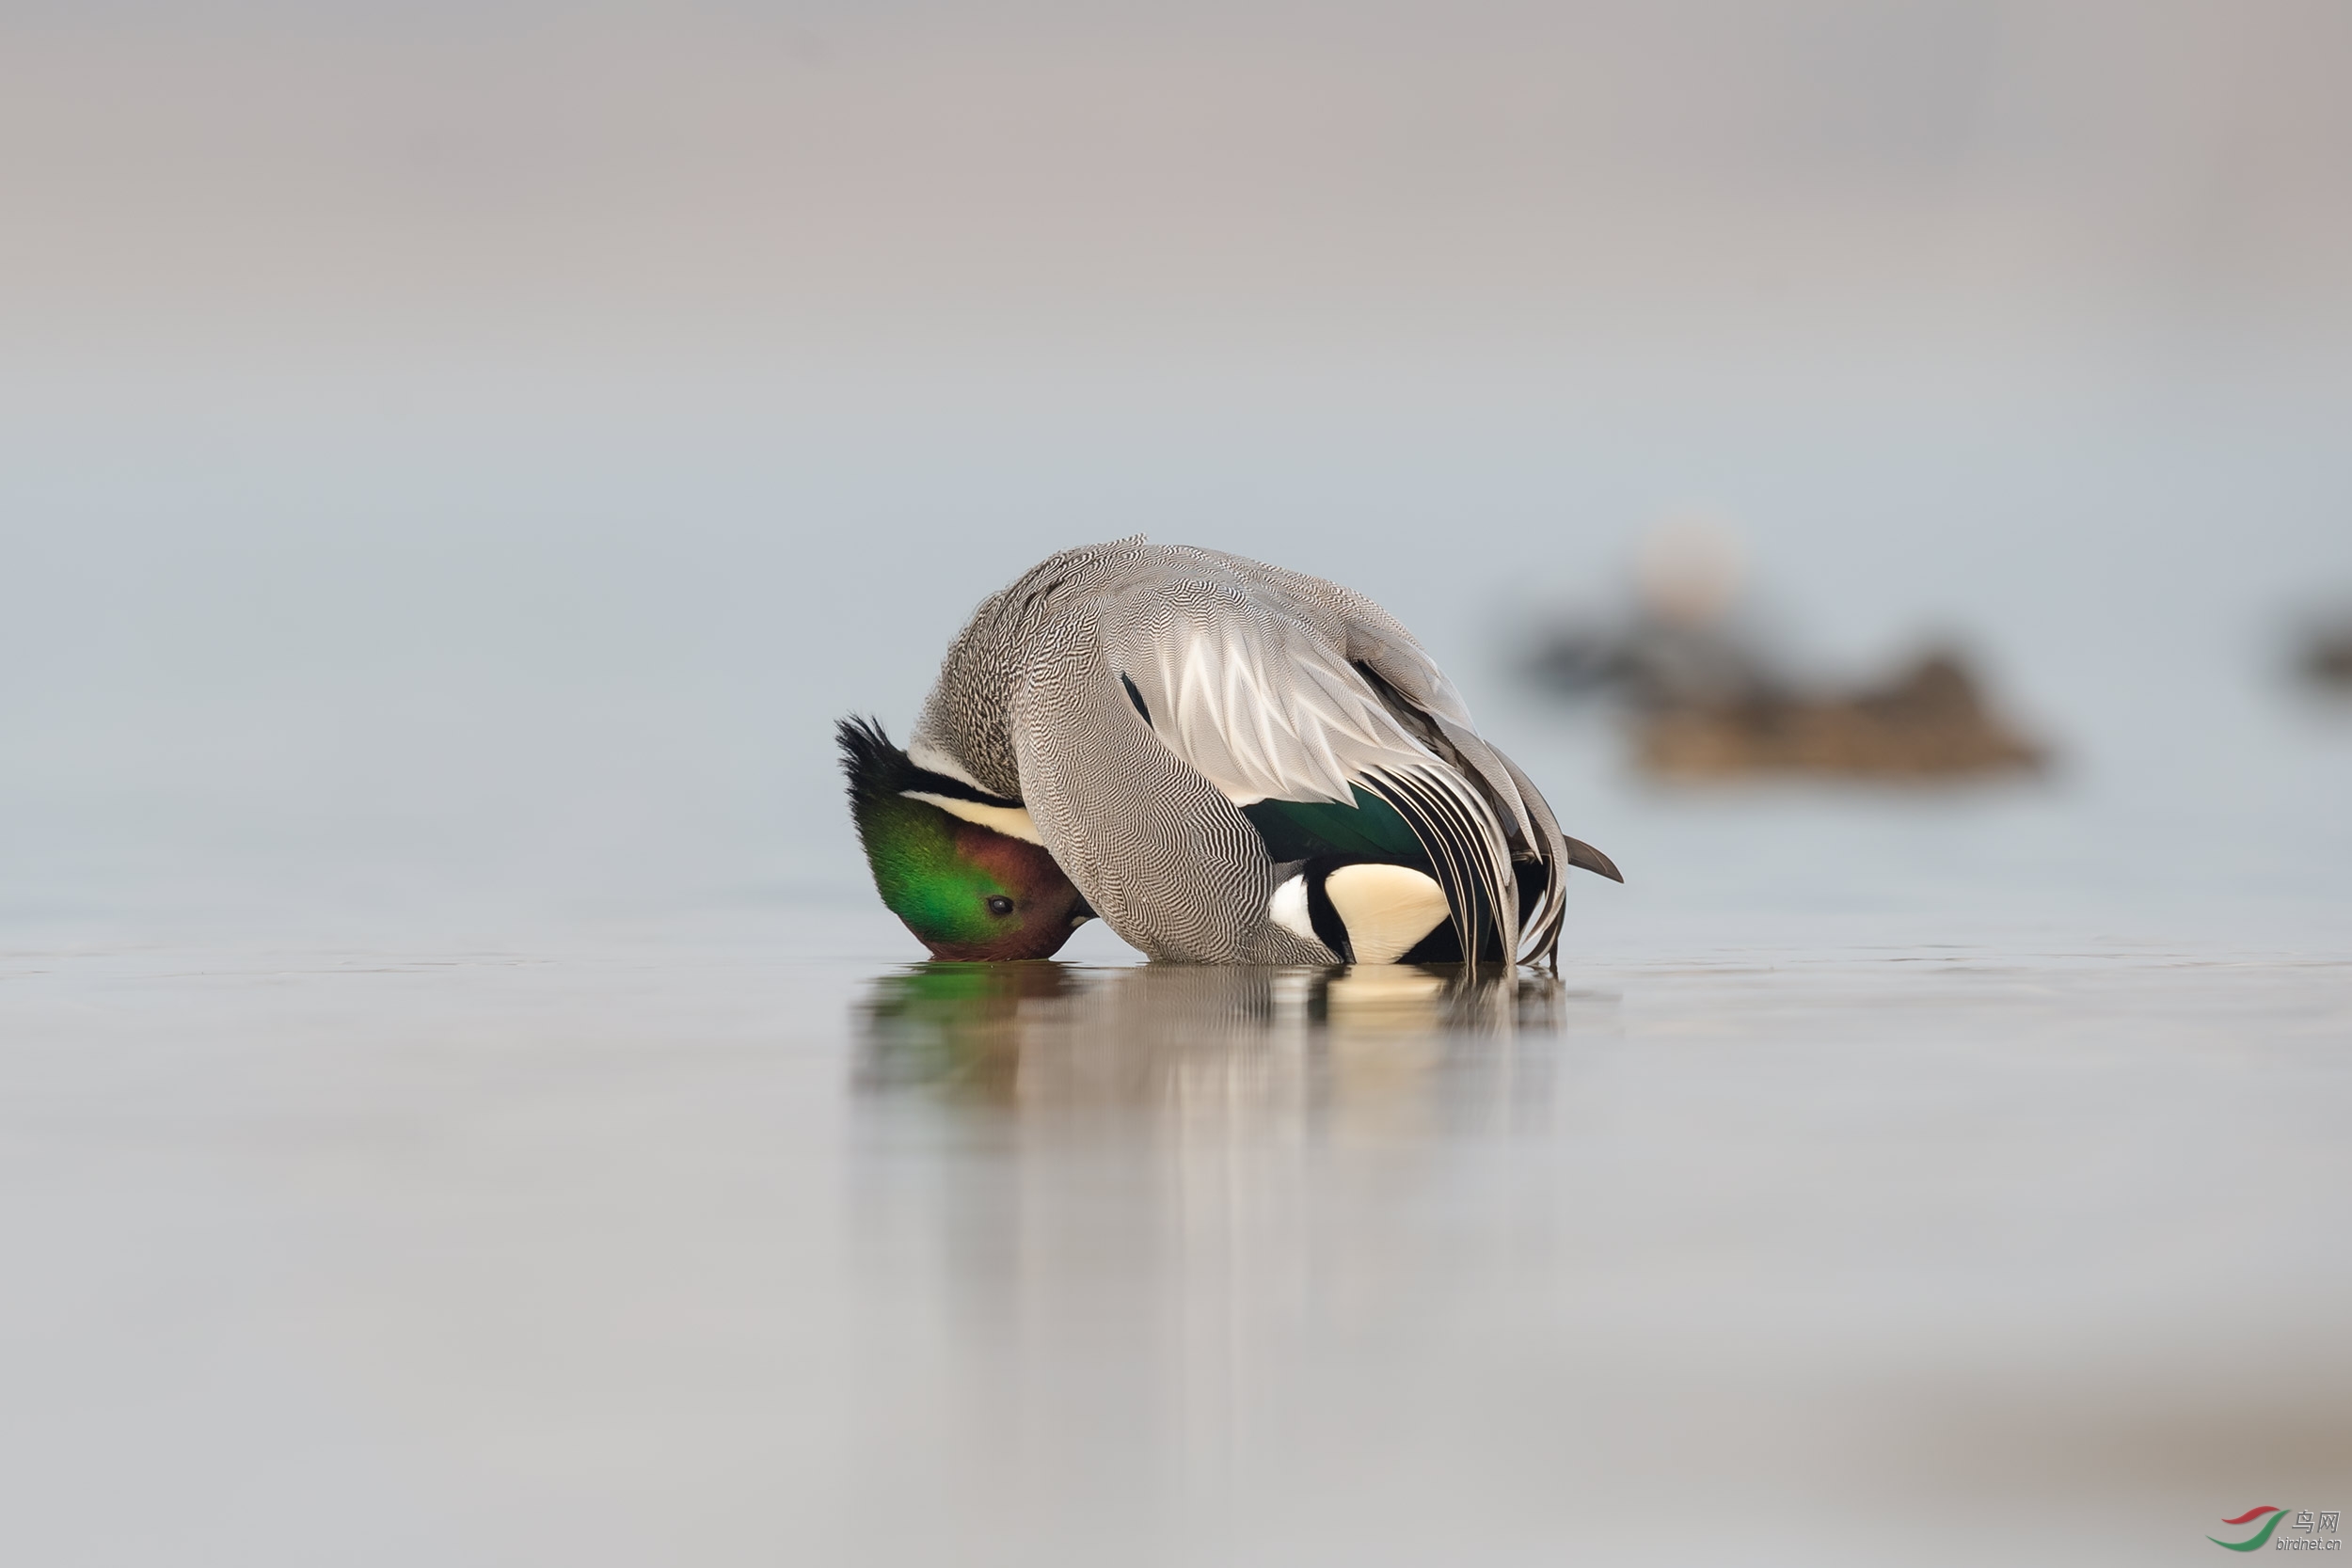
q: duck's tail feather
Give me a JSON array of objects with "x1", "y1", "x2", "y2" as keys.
[
  {"x1": 1350, "y1": 657, "x2": 1567, "y2": 969},
  {"x1": 1361, "y1": 764, "x2": 1518, "y2": 969},
  {"x1": 1478, "y1": 743, "x2": 1575, "y2": 969}
]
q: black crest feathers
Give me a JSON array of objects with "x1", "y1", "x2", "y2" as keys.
[{"x1": 836, "y1": 715, "x2": 914, "y2": 808}]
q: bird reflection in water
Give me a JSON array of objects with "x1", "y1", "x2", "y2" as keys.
[
  {"x1": 844, "y1": 963, "x2": 1595, "y2": 1518},
  {"x1": 854, "y1": 962, "x2": 1581, "y2": 1120}
]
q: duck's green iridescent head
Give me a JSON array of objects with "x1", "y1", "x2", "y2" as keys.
[{"x1": 836, "y1": 717, "x2": 1090, "y2": 961}]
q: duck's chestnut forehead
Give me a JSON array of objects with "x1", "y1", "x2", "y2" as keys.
[{"x1": 947, "y1": 816, "x2": 1067, "y2": 891}]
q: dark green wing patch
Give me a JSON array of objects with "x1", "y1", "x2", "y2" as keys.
[{"x1": 1242, "y1": 785, "x2": 1427, "y2": 865}]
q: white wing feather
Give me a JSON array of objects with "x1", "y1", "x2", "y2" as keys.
[
  {"x1": 1097, "y1": 559, "x2": 1522, "y2": 962},
  {"x1": 1109, "y1": 576, "x2": 1427, "y2": 806}
]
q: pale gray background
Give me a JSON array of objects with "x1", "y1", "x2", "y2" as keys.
[
  {"x1": 4, "y1": 0, "x2": 2347, "y2": 942},
  {"x1": 3, "y1": 5, "x2": 2348, "y2": 1563}
]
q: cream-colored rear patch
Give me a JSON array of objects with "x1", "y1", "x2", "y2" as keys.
[
  {"x1": 1324, "y1": 863, "x2": 1449, "y2": 964},
  {"x1": 900, "y1": 791, "x2": 1045, "y2": 847}
]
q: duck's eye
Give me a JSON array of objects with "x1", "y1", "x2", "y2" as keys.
[{"x1": 985, "y1": 895, "x2": 1014, "y2": 917}]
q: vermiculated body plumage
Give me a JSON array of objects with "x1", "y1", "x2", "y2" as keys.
[{"x1": 846, "y1": 537, "x2": 1619, "y2": 965}]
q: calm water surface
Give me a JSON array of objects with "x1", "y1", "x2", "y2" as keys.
[
  {"x1": 3, "y1": 898, "x2": 2346, "y2": 1566},
  {"x1": 5, "y1": 366, "x2": 2351, "y2": 1562}
]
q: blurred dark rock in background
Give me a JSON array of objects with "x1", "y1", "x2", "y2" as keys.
[
  {"x1": 1635, "y1": 649, "x2": 2046, "y2": 782},
  {"x1": 1527, "y1": 613, "x2": 1767, "y2": 713},
  {"x1": 1524, "y1": 523, "x2": 2046, "y2": 782},
  {"x1": 2296, "y1": 617, "x2": 2352, "y2": 692}
]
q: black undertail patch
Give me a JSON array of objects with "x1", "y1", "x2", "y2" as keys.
[{"x1": 1300, "y1": 859, "x2": 1357, "y2": 964}]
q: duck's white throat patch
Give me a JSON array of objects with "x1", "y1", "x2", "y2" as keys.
[{"x1": 900, "y1": 791, "x2": 1046, "y2": 847}]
